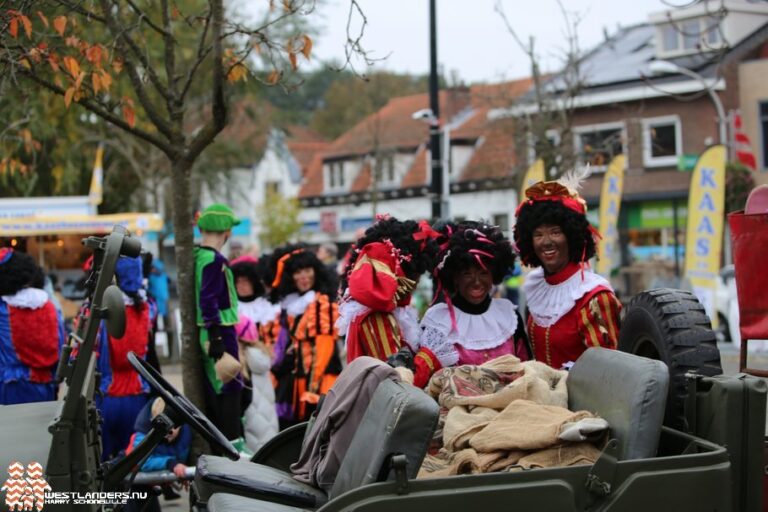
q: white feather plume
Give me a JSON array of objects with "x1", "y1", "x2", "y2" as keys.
[{"x1": 557, "y1": 164, "x2": 591, "y2": 193}]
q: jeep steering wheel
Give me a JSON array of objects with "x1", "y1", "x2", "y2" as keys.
[{"x1": 128, "y1": 352, "x2": 239, "y2": 460}]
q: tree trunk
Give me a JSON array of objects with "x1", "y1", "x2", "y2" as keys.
[{"x1": 170, "y1": 156, "x2": 209, "y2": 459}]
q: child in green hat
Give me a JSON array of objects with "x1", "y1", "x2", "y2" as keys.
[{"x1": 193, "y1": 203, "x2": 249, "y2": 454}]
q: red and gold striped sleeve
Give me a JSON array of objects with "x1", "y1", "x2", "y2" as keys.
[
  {"x1": 358, "y1": 312, "x2": 403, "y2": 361},
  {"x1": 577, "y1": 290, "x2": 622, "y2": 349},
  {"x1": 413, "y1": 347, "x2": 442, "y2": 389}
]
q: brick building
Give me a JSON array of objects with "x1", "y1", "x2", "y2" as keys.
[{"x1": 493, "y1": 0, "x2": 768, "y2": 294}]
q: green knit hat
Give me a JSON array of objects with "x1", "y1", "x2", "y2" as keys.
[{"x1": 197, "y1": 204, "x2": 240, "y2": 232}]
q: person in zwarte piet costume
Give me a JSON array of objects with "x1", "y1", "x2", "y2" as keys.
[
  {"x1": 0, "y1": 249, "x2": 64, "y2": 405},
  {"x1": 398, "y1": 221, "x2": 531, "y2": 388},
  {"x1": 96, "y1": 254, "x2": 153, "y2": 461},
  {"x1": 513, "y1": 168, "x2": 622, "y2": 370},
  {"x1": 194, "y1": 203, "x2": 248, "y2": 453},
  {"x1": 269, "y1": 244, "x2": 341, "y2": 429},
  {"x1": 337, "y1": 215, "x2": 440, "y2": 363}
]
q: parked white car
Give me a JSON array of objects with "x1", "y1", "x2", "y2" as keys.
[{"x1": 715, "y1": 264, "x2": 768, "y2": 351}]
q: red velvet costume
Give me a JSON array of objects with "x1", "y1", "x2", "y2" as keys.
[
  {"x1": 340, "y1": 241, "x2": 420, "y2": 362},
  {"x1": 514, "y1": 175, "x2": 623, "y2": 370},
  {"x1": 524, "y1": 262, "x2": 621, "y2": 370}
]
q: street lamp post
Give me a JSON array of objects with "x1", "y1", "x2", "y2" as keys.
[
  {"x1": 412, "y1": 108, "x2": 451, "y2": 219},
  {"x1": 428, "y1": 0, "x2": 444, "y2": 220},
  {"x1": 648, "y1": 60, "x2": 728, "y2": 146}
]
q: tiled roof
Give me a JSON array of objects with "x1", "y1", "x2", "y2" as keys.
[
  {"x1": 299, "y1": 153, "x2": 325, "y2": 197},
  {"x1": 350, "y1": 160, "x2": 372, "y2": 193},
  {"x1": 401, "y1": 144, "x2": 428, "y2": 188},
  {"x1": 459, "y1": 119, "x2": 517, "y2": 182},
  {"x1": 287, "y1": 140, "x2": 329, "y2": 170},
  {"x1": 469, "y1": 78, "x2": 535, "y2": 108},
  {"x1": 323, "y1": 90, "x2": 471, "y2": 159}
]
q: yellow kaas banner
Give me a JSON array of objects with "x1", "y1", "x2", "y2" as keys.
[
  {"x1": 519, "y1": 159, "x2": 546, "y2": 203},
  {"x1": 597, "y1": 155, "x2": 626, "y2": 277},
  {"x1": 684, "y1": 145, "x2": 727, "y2": 324},
  {"x1": 88, "y1": 143, "x2": 104, "y2": 206}
]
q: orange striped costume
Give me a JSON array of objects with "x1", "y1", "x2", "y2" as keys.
[
  {"x1": 273, "y1": 292, "x2": 341, "y2": 424},
  {"x1": 525, "y1": 263, "x2": 621, "y2": 370}
]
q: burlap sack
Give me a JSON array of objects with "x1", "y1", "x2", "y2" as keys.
[{"x1": 470, "y1": 399, "x2": 595, "y2": 452}]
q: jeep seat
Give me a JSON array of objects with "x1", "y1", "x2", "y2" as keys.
[
  {"x1": 196, "y1": 379, "x2": 439, "y2": 507},
  {"x1": 567, "y1": 347, "x2": 669, "y2": 460}
]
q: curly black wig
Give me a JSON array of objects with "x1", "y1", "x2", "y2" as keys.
[
  {"x1": 340, "y1": 217, "x2": 440, "y2": 292},
  {"x1": 0, "y1": 251, "x2": 41, "y2": 296},
  {"x1": 269, "y1": 244, "x2": 337, "y2": 303},
  {"x1": 513, "y1": 200, "x2": 597, "y2": 268},
  {"x1": 435, "y1": 220, "x2": 516, "y2": 295},
  {"x1": 230, "y1": 259, "x2": 266, "y2": 300}
]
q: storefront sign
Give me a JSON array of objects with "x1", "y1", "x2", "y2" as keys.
[
  {"x1": 320, "y1": 211, "x2": 338, "y2": 234},
  {"x1": 684, "y1": 145, "x2": 727, "y2": 324},
  {"x1": 0, "y1": 213, "x2": 163, "y2": 236},
  {"x1": 677, "y1": 154, "x2": 698, "y2": 172},
  {"x1": 597, "y1": 155, "x2": 626, "y2": 276}
]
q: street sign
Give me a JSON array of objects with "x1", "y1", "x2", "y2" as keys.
[{"x1": 677, "y1": 154, "x2": 698, "y2": 172}]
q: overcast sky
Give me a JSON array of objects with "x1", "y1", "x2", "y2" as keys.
[{"x1": 305, "y1": 0, "x2": 672, "y2": 83}]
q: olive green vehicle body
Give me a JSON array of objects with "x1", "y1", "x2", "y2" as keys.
[{"x1": 223, "y1": 371, "x2": 763, "y2": 512}]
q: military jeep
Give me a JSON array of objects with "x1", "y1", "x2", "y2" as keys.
[
  {"x1": 0, "y1": 226, "x2": 765, "y2": 512},
  {"x1": 189, "y1": 288, "x2": 766, "y2": 512}
]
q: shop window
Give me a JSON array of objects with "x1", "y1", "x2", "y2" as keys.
[
  {"x1": 573, "y1": 123, "x2": 625, "y2": 171},
  {"x1": 642, "y1": 116, "x2": 681, "y2": 167}
]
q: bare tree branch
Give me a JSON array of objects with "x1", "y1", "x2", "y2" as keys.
[
  {"x1": 98, "y1": 0, "x2": 175, "y2": 141},
  {"x1": 125, "y1": 0, "x2": 173, "y2": 38},
  {"x1": 161, "y1": 0, "x2": 179, "y2": 106},
  {"x1": 180, "y1": 11, "x2": 212, "y2": 102},
  {"x1": 188, "y1": 0, "x2": 227, "y2": 161}
]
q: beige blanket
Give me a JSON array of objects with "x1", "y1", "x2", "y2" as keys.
[{"x1": 419, "y1": 356, "x2": 605, "y2": 478}]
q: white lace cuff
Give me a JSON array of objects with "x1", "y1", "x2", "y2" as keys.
[{"x1": 420, "y1": 325, "x2": 459, "y2": 367}]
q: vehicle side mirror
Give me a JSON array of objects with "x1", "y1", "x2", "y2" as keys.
[{"x1": 103, "y1": 285, "x2": 126, "y2": 338}]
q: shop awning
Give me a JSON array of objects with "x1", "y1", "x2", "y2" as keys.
[{"x1": 0, "y1": 213, "x2": 163, "y2": 236}]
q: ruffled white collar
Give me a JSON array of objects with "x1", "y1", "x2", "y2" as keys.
[
  {"x1": 523, "y1": 266, "x2": 611, "y2": 327},
  {"x1": 420, "y1": 298, "x2": 519, "y2": 350},
  {"x1": 336, "y1": 296, "x2": 420, "y2": 349},
  {"x1": 2, "y1": 288, "x2": 50, "y2": 309},
  {"x1": 239, "y1": 297, "x2": 280, "y2": 325},
  {"x1": 281, "y1": 291, "x2": 316, "y2": 317}
]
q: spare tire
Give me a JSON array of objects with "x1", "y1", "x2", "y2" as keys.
[{"x1": 618, "y1": 288, "x2": 722, "y2": 431}]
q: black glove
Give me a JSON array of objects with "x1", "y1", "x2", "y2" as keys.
[
  {"x1": 387, "y1": 346, "x2": 415, "y2": 370},
  {"x1": 207, "y1": 326, "x2": 225, "y2": 361}
]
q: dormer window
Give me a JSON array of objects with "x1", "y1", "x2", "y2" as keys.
[
  {"x1": 326, "y1": 161, "x2": 345, "y2": 192},
  {"x1": 657, "y1": 17, "x2": 722, "y2": 56}
]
